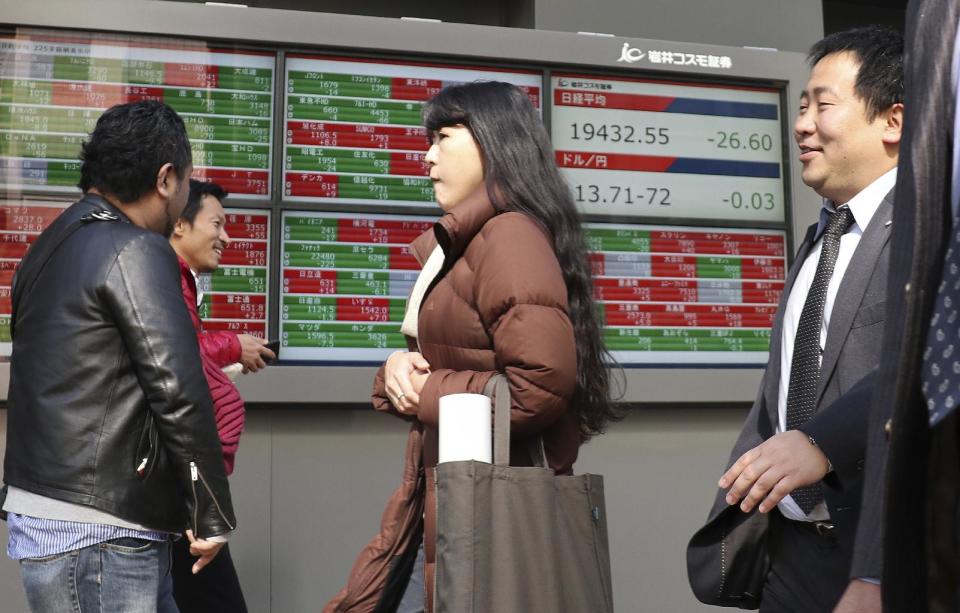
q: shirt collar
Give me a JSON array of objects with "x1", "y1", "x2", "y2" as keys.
[
  {"x1": 189, "y1": 268, "x2": 203, "y2": 308},
  {"x1": 814, "y1": 167, "x2": 897, "y2": 241}
]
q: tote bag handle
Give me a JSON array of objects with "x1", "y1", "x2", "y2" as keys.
[{"x1": 483, "y1": 374, "x2": 548, "y2": 469}]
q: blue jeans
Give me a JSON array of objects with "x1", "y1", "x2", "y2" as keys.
[
  {"x1": 396, "y1": 543, "x2": 426, "y2": 613},
  {"x1": 19, "y1": 537, "x2": 178, "y2": 613}
]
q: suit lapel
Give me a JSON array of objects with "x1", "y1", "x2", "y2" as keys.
[
  {"x1": 762, "y1": 222, "x2": 818, "y2": 423},
  {"x1": 815, "y1": 192, "x2": 895, "y2": 406}
]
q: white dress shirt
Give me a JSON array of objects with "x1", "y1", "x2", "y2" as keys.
[
  {"x1": 190, "y1": 268, "x2": 204, "y2": 308},
  {"x1": 776, "y1": 168, "x2": 897, "y2": 521}
]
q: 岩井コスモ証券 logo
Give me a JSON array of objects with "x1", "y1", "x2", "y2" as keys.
[
  {"x1": 617, "y1": 43, "x2": 646, "y2": 63},
  {"x1": 616, "y1": 43, "x2": 734, "y2": 69}
]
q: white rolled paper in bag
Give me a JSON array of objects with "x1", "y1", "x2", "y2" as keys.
[{"x1": 438, "y1": 393, "x2": 492, "y2": 464}]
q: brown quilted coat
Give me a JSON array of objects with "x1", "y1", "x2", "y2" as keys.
[{"x1": 325, "y1": 190, "x2": 582, "y2": 612}]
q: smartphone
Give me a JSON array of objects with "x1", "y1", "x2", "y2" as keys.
[{"x1": 263, "y1": 339, "x2": 281, "y2": 364}]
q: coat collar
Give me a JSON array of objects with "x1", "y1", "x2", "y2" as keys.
[
  {"x1": 813, "y1": 168, "x2": 897, "y2": 241},
  {"x1": 80, "y1": 192, "x2": 133, "y2": 224},
  {"x1": 176, "y1": 255, "x2": 195, "y2": 287},
  {"x1": 409, "y1": 186, "x2": 497, "y2": 266}
]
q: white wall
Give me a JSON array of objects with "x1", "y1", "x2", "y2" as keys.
[{"x1": 532, "y1": 0, "x2": 823, "y2": 52}]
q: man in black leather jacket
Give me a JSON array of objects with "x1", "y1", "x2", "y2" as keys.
[{"x1": 1, "y1": 100, "x2": 236, "y2": 613}]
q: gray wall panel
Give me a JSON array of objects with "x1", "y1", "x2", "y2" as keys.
[
  {"x1": 266, "y1": 409, "x2": 412, "y2": 611},
  {"x1": 230, "y1": 410, "x2": 273, "y2": 613},
  {"x1": 533, "y1": 0, "x2": 823, "y2": 53}
]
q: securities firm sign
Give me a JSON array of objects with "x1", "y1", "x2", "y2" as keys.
[{"x1": 617, "y1": 43, "x2": 733, "y2": 69}]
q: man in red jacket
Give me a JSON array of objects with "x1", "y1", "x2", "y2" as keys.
[
  {"x1": 166, "y1": 179, "x2": 275, "y2": 613},
  {"x1": 173, "y1": 180, "x2": 274, "y2": 374}
]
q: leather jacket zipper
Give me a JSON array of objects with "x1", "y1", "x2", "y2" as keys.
[
  {"x1": 190, "y1": 460, "x2": 236, "y2": 532},
  {"x1": 135, "y1": 414, "x2": 158, "y2": 479},
  {"x1": 190, "y1": 461, "x2": 199, "y2": 536}
]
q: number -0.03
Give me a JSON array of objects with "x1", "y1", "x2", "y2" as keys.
[{"x1": 725, "y1": 192, "x2": 776, "y2": 210}]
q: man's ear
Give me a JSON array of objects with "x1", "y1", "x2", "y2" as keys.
[
  {"x1": 881, "y1": 102, "x2": 904, "y2": 146},
  {"x1": 156, "y1": 162, "x2": 176, "y2": 199},
  {"x1": 171, "y1": 218, "x2": 188, "y2": 239}
]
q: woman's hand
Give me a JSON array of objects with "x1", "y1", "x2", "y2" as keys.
[{"x1": 384, "y1": 351, "x2": 431, "y2": 415}]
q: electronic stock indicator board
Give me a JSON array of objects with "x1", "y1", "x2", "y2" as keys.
[
  {"x1": 0, "y1": 199, "x2": 66, "y2": 355},
  {"x1": 552, "y1": 73, "x2": 788, "y2": 364},
  {"x1": 0, "y1": 34, "x2": 276, "y2": 198},
  {"x1": 279, "y1": 211, "x2": 786, "y2": 364},
  {"x1": 588, "y1": 222, "x2": 786, "y2": 364},
  {"x1": 0, "y1": 202, "x2": 270, "y2": 357},
  {"x1": 282, "y1": 55, "x2": 541, "y2": 206},
  {"x1": 552, "y1": 73, "x2": 785, "y2": 222},
  {"x1": 279, "y1": 62, "x2": 788, "y2": 364},
  {"x1": 0, "y1": 30, "x2": 792, "y2": 366},
  {"x1": 280, "y1": 211, "x2": 432, "y2": 362}
]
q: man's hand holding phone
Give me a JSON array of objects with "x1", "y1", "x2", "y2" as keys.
[{"x1": 238, "y1": 334, "x2": 277, "y2": 373}]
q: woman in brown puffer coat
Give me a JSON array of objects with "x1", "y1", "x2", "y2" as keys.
[{"x1": 327, "y1": 81, "x2": 621, "y2": 613}]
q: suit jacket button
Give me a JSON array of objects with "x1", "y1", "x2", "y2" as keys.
[{"x1": 884, "y1": 418, "x2": 892, "y2": 440}]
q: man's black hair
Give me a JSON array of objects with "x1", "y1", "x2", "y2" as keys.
[
  {"x1": 78, "y1": 100, "x2": 192, "y2": 203},
  {"x1": 182, "y1": 179, "x2": 229, "y2": 225},
  {"x1": 808, "y1": 25, "x2": 904, "y2": 119}
]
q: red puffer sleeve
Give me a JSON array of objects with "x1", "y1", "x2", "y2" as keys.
[
  {"x1": 199, "y1": 331, "x2": 242, "y2": 368},
  {"x1": 201, "y1": 353, "x2": 245, "y2": 475}
]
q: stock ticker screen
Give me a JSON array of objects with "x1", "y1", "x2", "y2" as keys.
[
  {"x1": 0, "y1": 34, "x2": 276, "y2": 198},
  {"x1": 0, "y1": 30, "x2": 791, "y2": 365}
]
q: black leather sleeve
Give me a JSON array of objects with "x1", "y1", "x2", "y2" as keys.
[{"x1": 104, "y1": 230, "x2": 236, "y2": 538}]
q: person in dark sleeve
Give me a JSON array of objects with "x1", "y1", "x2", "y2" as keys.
[
  {"x1": 849, "y1": 1, "x2": 960, "y2": 611},
  {"x1": 1, "y1": 100, "x2": 236, "y2": 613}
]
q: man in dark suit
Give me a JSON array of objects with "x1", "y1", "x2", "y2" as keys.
[
  {"x1": 687, "y1": 26, "x2": 903, "y2": 612},
  {"x1": 849, "y1": 1, "x2": 960, "y2": 611}
]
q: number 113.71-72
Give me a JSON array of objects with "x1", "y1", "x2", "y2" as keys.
[{"x1": 574, "y1": 184, "x2": 671, "y2": 206}]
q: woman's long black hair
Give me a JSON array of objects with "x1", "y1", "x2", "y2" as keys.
[{"x1": 423, "y1": 81, "x2": 623, "y2": 438}]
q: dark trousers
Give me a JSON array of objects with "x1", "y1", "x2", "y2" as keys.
[
  {"x1": 927, "y1": 411, "x2": 960, "y2": 613},
  {"x1": 171, "y1": 537, "x2": 248, "y2": 613},
  {"x1": 759, "y1": 511, "x2": 850, "y2": 613}
]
